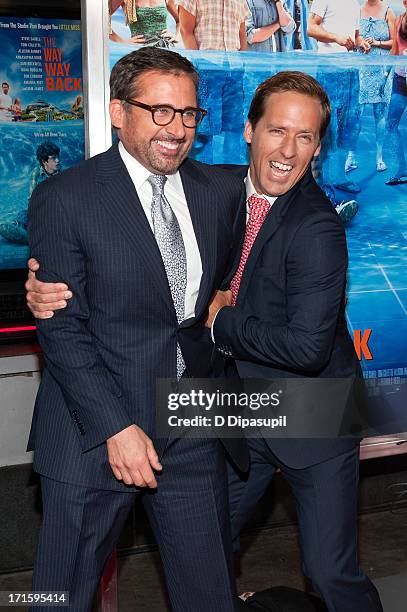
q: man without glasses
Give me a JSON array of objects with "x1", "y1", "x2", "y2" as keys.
[{"x1": 205, "y1": 71, "x2": 383, "y2": 612}]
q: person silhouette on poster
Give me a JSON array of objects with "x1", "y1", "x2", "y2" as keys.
[
  {"x1": 177, "y1": 0, "x2": 250, "y2": 164},
  {"x1": 71, "y1": 95, "x2": 83, "y2": 117},
  {"x1": 109, "y1": 0, "x2": 179, "y2": 47},
  {"x1": 12, "y1": 97, "x2": 22, "y2": 121},
  {"x1": 0, "y1": 141, "x2": 61, "y2": 244},
  {"x1": 0, "y1": 81, "x2": 13, "y2": 121},
  {"x1": 245, "y1": 0, "x2": 296, "y2": 53}
]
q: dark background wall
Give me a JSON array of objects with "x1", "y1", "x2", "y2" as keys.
[
  {"x1": 1, "y1": 455, "x2": 407, "y2": 574},
  {"x1": 0, "y1": 1, "x2": 80, "y2": 18}
]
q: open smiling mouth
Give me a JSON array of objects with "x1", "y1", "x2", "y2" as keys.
[
  {"x1": 155, "y1": 139, "x2": 183, "y2": 153},
  {"x1": 270, "y1": 160, "x2": 293, "y2": 175}
]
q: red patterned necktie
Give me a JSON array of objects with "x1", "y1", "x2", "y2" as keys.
[{"x1": 230, "y1": 194, "x2": 271, "y2": 306}]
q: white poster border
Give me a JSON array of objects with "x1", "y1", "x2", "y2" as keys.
[{"x1": 81, "y1": 0, "x2": 111, "y2": 158}]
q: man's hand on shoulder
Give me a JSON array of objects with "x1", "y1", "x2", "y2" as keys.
[
  {"x1": 26, "y1": 258, "x2": 72, "y2": 319},
  {"x1": 205, "y1": 289, "x2": 232, "y2": 329},
  {"x1": 106, "y1": 424, "x2": 162, "y2": 488}
]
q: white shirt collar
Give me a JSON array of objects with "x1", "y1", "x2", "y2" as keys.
[
  {"x1": 118, "y1": 140, "x2": 182, "y2": 193},
  {"x1": 245, "y1": 168, "x2": 278, "y2": 207}
]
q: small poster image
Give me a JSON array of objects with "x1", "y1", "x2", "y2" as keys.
[{"x1": 0, "y1": 16, "x2": 84, "y2": 269}]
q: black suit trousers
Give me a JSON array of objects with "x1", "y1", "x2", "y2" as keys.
[
  {"x1": 32, "y1": 437, "x2": 239, "y2": 612},
  {"x1": 228, "y1": 438, "x2": 383, "y2": 612}
]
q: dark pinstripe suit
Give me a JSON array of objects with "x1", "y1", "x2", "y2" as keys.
[{"x1": 28, "y1": 144, "x2": 247, "y2": 611}]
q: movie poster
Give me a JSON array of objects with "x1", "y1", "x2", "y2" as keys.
[
  {"x1": 107, "y1": 1, "x2": 407, "y2": 433},
  {"x1": 0, "y1": 16, "x2": 84, "y2": 270}
]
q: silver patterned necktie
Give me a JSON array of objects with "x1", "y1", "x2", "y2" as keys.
[{"x1": 148, "y1": 174, "x2": 187, "y2": 378}]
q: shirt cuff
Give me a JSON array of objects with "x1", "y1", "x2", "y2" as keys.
[
  {"x1": 281, "y1": 18, "x2": 296, "y2": 34},
  {"x1": 210, "y1": 309, "x2": 221, "y2": 343}
]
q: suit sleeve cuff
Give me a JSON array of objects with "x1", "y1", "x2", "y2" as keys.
[{"x1": 212, "y1": 306, "x2": 238, "y2": 357}]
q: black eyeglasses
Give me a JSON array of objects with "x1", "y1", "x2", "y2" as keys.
[{"x1": 123, "y1": 99, "x2": 207, "y2": 128}]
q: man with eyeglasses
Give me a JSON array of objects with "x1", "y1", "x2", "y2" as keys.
[{"x1": 26, "y1": 47, "x2": 248, "y2": 611}]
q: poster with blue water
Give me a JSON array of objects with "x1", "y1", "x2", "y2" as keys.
[
  {"x1": 109, "y1": 1, "x2": 407, "y2": 432},
  {"x1": 0, "y1": 16, "x2": 84, "y2": 270}
]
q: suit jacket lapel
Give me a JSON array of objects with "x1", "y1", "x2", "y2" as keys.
[
  {"x1": 236, "y1": 168, "x2": 312, "y2": 305},
  {"x1": 95, "y1": 144, "x2": 175, "y2": 316},
  {"x1": 179, "y1": 160, "x2": 216, "y2": 322}
]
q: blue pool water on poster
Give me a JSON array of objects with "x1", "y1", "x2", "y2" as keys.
[{"x1": 0, "y1": 120, "x2": 84, "y2": 269}]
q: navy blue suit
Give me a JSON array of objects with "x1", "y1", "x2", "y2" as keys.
[
  {"x1": 28, "y1": 144, "x2": 247, "y2": 611},
  {"x1": 214, "y1": 167, "x2": 383, "y2": 611}
]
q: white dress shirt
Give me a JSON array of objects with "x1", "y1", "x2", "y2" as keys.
[
  {"x1": 119, "y1": 141, "x2": 203, "y2": 320},
  {"x1": 244, "y1": 170, "x2": 277, "y2": 219}
]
